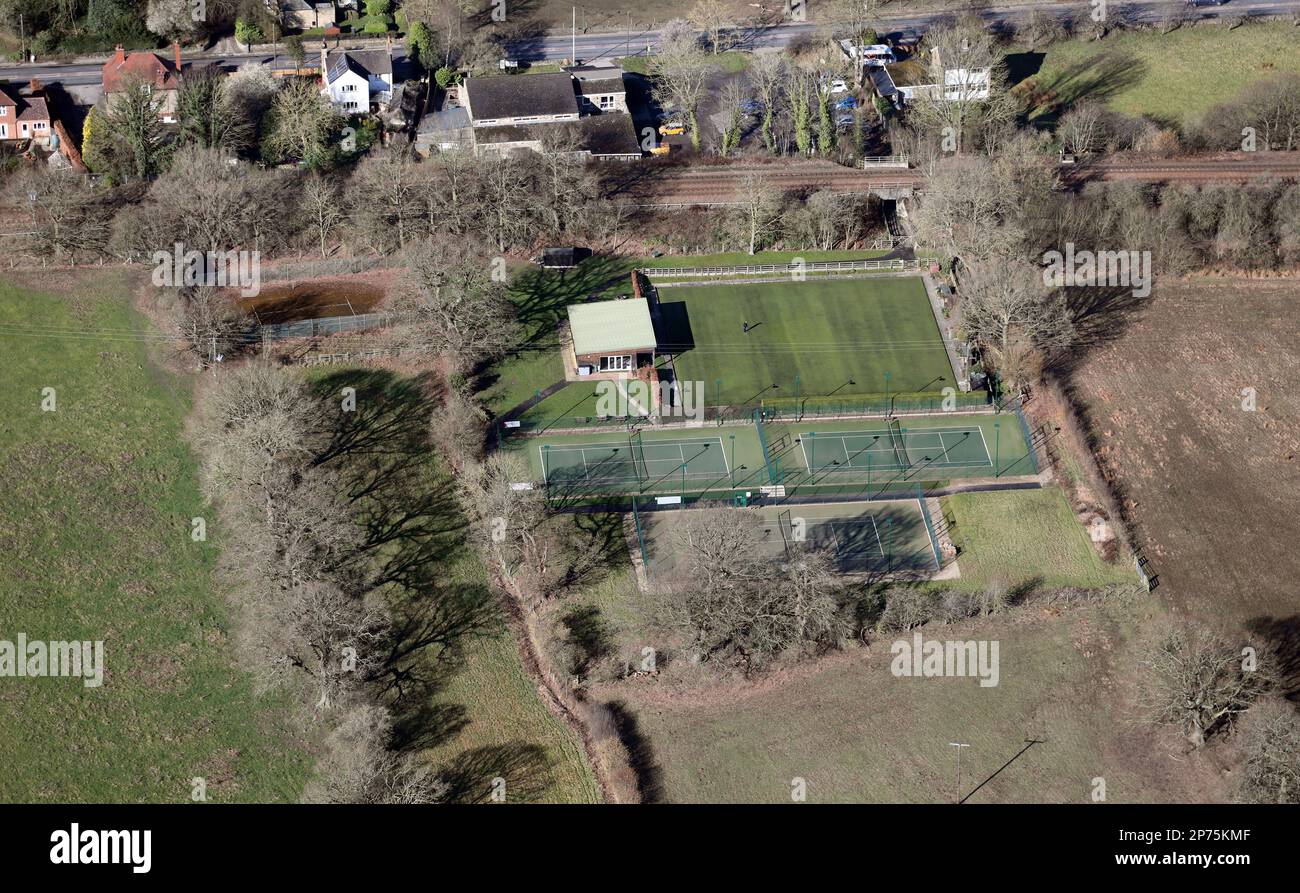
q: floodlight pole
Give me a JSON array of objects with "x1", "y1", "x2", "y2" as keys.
[
  {"x1": 729, "y1": 434, "x2": 736, "y2": 488},
  {"x1": 948, "y1": 742, "x2": 970, "y2": 804},
  {"x1": 680, "y1": 462, "x2": 687, "y2": 508},
  {"x1": 794, "y1": 374, "x2": 801, "y2": 421},
  {"x1": 884, "y1": 371, "x2": 892, "y2": 419},
  {"x1": 994, "y1": 421, "x2": 1001, "y2": 479}
]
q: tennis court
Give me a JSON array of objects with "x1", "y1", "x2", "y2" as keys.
[
  {"x1": 799, "y1": 424, "x2": 993, "y2": 476},
  {"x1": 540, "y1": 435, "x2": 729, "y2": 487},
  {"x1": 642, "y1": 499, "x2": 938, "y2": 576}
]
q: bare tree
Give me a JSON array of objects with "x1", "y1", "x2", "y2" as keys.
[
  {"x1": 1058, "y1": 101, "x2": 1109, "y2": 156},
  {"x1": 8, "y1": 166, "x2": 111, "y2": 262},
  {"x1": 909, "y1": 154, "x2": 1028, "y2": 267},
  {"x1": 301, "y1": 174, "x2": 345, "y2": 257},
  {"x1": 462, "y1": 452, "x2": 557, "y2": 609},
  {"x1": 1139, "y1": 627, "x2": 1277, "y2": 749},
  {"x1": 749, "y1": 52, "x2": 786, "y2": 153},
  {"x1": 689, "y1": 0, "x2": 730, "y2": 54},
  {"x1": 653, "y1": 20, "x2": 714, "y2": 150},
  {"x1": 661, "y1": 509, "x2": 844, "y2": 668},
  {"x1": 1020, "y1": 7, "x2": 1066, "y2": 49},
  {"x1": 349, "y1": 144, "x2": 424, "y2": 253},
  {"x1": 718, "y1": 79, "x2": 746, "y2": 157},
  {"x1": 733, "y1": 171, "x2": 782, "y2": 254},
  {"x1": 260, "y1": 76, "x2": 344, "y2": 166},
  {"x1": 959, "y1": 254, "x2": 1075, "y2": 386},
  {"x1": 1235, "y1": 699, "x2": 1300, "y2": 804},
  {"x1": 392, "y1": 235, "x2": 522, "y2": 373},
  {"x1": 304, "y1": 704, "x2": 450, "y2": 803}
]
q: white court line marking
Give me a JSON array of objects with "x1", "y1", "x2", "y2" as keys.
[
  {"x1": 867, "y1": 513, "x2": 884, "y2": 558},
  {"x1": 974, "y1": 426, "x2": 994, "y2": 468}
]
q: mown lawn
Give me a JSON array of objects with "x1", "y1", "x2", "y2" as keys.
[
  {"x1": 664, "y1": 276, "x2": 949, "y2": 405},
  {"x1": 481, "y1": 251, "x2": 900, "y2": 422},
  {"x1": 1019, "y1": 22, "x2": 1300, "y2": 129},
  {"x1": 943, "y1": 487, "x2": 1135, "y2": 590},
  {"x1": 0, "y1": 272, "x2": 312, "y2": 802}
]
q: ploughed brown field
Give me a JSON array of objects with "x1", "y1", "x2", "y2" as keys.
[{"x1": 1072, "y1": 277, "x2": 1300, "y2": 629}]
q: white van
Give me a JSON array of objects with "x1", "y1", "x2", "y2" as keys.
[{"x1": 860, "y1": 44, "x2": 897, "y2": 67}]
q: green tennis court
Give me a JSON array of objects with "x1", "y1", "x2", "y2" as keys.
[
  {"x1": 540, "y1": 435, "x2": 729, "y2": 487},
  {"x1": 642, "y1": 500, "x2": 938, "y2": 576},
  {"x1": 800, "y1": 425, "x2": 993, "y2": 475}
]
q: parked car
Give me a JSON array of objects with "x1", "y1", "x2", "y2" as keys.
[
  {"x1": 1185, "y1": 0, "x2": 1229, "y2": 5},
  {"x1": 659, "y1": 121, "x2": 685, "y2": 135},
  {"x1": 834, "y1": 96, "x2": 858, "y2": 110},
  {"x1": 739, "y1": 98, "x2": 765, "y2": 115},
  {"x1": 823, "y1": 78, "x2": 849, "y2": 95},
  {"x1": 650, "y1": 143, "x2": 671, "y2": 156},
  {"x1": 834, "y1": 112, "x2": 856, "y2": 128}
]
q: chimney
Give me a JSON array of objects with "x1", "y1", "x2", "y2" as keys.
[
  {"x1": 28, "y1": 78, "x2": 43, "y2": 95},
  {"x1": 173, "y1": 40, "x2": 181, "y2": 73},
  {"x1": 320, "y1": 41, "x2": 328, "y2": 77},
  {"x1": 112, "y1": 45, "x2": 126, "y2": 65}
]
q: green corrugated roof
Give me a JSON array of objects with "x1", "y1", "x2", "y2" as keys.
[{"x1": 567, "y1": 299, "x2": 656, "y2": 355}]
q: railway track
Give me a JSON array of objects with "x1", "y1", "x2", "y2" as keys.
[
  {"x1": 609, "y1": 160, "x2": 922, "y2": 206},
  {"x1": 609, "y1": 152, "x2": 1300, "y2": 207},
  {"x1": 1062, "y1": 152, "x2": 1300, "y2": 184}
]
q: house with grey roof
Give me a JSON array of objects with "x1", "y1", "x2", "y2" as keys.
[
  {"x1": 320, "y1": 46, "x2": 393, "y2": 113},
  {"x1": 457, "y1": 68, "x2": 641, "y2": 160}
]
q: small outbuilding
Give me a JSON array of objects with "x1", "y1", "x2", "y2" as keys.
[{"x1": 567, "y1": 298, "x2": 657, "y2": 375}]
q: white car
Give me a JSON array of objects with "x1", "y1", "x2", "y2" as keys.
[{"x1": 823, "y1": 78, "x2": 849, "y2": 95}]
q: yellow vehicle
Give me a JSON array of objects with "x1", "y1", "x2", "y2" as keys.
[
  {"x1": 650, "y1": 143, "x2": 671, "y2": 156},
  {"x1": 659, "y1": 122, "x2": 685, "y2": 136}
]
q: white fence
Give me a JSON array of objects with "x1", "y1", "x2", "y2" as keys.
[
  {"x1": 861, "y1": 155, "x2": 909, "y2": 169},
  {"x1": 644, "y1": 258, "x2": 919, "y2": 278}
]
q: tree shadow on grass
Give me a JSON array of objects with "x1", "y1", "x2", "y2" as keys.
[
  {"x1": 1018, "y1": 51, "x2": 1148, "y2": 131},
  {"x1": 605, "y1": 699, "x2": 667, "y2": 803},
  {"x1": 305, "y1": 368, "x2": 502, "y2": 750}
]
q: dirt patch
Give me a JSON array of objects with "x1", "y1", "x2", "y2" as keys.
[
  {"x1": 1069, "y1": 277, "x2": 1300, "y2": 625},
  {"x1": 237, "y1": 273, "x2": 391, "y2": 324}
]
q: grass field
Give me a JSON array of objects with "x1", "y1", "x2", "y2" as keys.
[
  {"x1": 943, "y1": 488, "x2": 1135, "y2": 591},
  {"x1": 1017, "y1": 22, "x2": 1300, "y2": 129},
  {"x1": 611, "y1": 597, "x2": 1217, "y2": 803},
  {"x1": 662, "y1": 276, "x2": 951, "y2": 406},
  {"x1": 0, "y1": 272, "x2": 312, "y2": 802}
]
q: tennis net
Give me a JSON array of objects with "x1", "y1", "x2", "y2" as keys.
[{"x1": 888, "y1": 418, "x2": 908, "y2": 469}]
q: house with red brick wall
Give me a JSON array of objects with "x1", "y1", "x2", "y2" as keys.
[
  {"x1": 0, "y1": 83, "x2": 52, "y2": 144},
  {"x1": 101, "y1": 43, "x2": 183, "y2": 123}
]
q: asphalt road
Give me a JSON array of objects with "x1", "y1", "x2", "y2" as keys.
[{"x1": 2, "y1": 0, "x2": 1298, "y2": 88}]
